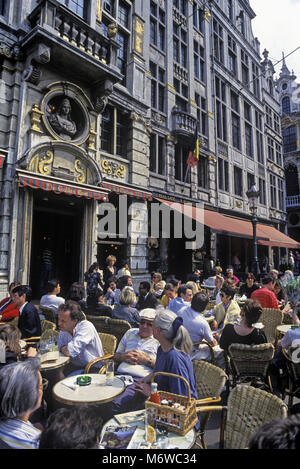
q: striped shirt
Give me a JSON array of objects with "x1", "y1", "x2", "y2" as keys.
[{"x1": 0, "y1": 418, "x2": 41, "y2": 449}]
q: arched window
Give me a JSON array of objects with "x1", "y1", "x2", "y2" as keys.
[
  {"x1": 282, "y1": 96, "x2": 291, "y2": 114},
  {"x1": 283, "y1": 126, "x2": 297, "y2": 153},
  {"x1": 285, "y1": 163, "x2": 299, "y2": 196}
]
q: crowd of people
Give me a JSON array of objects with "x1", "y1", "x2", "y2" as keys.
[{"x1": 0, "y1": 256, "x2": 300, "y2": 450}]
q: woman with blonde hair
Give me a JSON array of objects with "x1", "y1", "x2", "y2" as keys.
[
  {"x1": 103, "y1": 255, "x2": 118, "y2": 287},
  {"x1": 186, "y1": 281, "x2": 198, "y2": 296},
  {"x1": 0, "y1": 324, "x2": 36, "y2": 370}
]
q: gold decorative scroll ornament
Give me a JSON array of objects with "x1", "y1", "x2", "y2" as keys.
[
  {"x1": 29, "y1": 150, "x2": 54, "y2": 175},
  {"x1": 75, "y1": 159, "x2": 86, "y2": 183}
]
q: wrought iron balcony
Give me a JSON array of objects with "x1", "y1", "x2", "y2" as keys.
[
  {"x1": 21, "y1": 0, "x2": 122, "y2": 87},
  {"x1": 286, "y1": 195, "x2": 300, "y2": 208}
]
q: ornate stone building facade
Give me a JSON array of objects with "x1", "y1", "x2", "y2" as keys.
[
  {"x1": 277, "y1": 57, "x2": 300, "y2": 244},
  {"x1": 0, "y1": 0, "x2": 294, "y2": 298}
]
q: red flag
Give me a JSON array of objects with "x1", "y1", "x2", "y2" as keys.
[{"x1": 186, "y1": 123, "x2": 199, "y2": 167}]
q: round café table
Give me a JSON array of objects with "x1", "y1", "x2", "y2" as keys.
[
  {"x1": 39, "y1": 353, "x2": 70, "y2": 413},
  {"x1": 53, "y1": 374, "x2": 125, "y2": 407},
  {"x1": 100, "y1": 410, "x2": 196, "y2": 450}
]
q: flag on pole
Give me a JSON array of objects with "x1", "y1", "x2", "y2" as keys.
[{"x1": 186, "y1": 122, "x2": 199, "y2": 168}]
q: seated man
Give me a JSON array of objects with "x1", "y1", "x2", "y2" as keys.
[
  {"x1": 11, "y1": 285, "x2": 41, "y2": 339},
  {"x1": 0, "y1": 281, "x2": 21, "y2": 322},
  {"x1": 114, "y1": 308, "x2": 159, "y2": 378},
  {"x1": 178, "y1": 293, "x2": 223, "y2": 364},
  {"x1": 57, "y1": 301, "x2": 104, "y2": 376},
  {"x1": 86, "y1": 288, "x2": 112, "y2": 317},
  {"x1": 136, "y1": 281, "x2": 159, "y2": 311},
  {"x1": 251, "y1": 274, "x2": 279, "y2": 309},
  {"x1": 104, "y1": 277, "x2": 118, "y2": 306},
  {"x1": 168, "y1": 284, "x2": 193, "y2": 315},
  {"x1": 210, "y1": 285, "x2": 241, "y2": 337},
  {"x1": 40, "y1": 279, "x2": 65, "y2": 314}
]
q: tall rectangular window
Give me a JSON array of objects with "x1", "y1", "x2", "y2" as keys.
[
  {"x1": 175, "y1": 144, "x2": 190, "y2": 182},
  {"x1": 194, "y1": 41, "x2": 205, "y2": 82},
  {"x1": 198, "y1": 156, "x2": 208, "y2": 189},
  {"x1": 259, "y1": 178, "x2": 266, "y2": 205},
  {"x1": 0, "y1": 0, "x2": 5, "y2": 15},
  {"x1": 101, "y1": 106, "x2": 128, "y2": 158},
  {"x1": 252, "y1": 62, "x2": 260, "y2": 99},
  {"x1": 245, "y1": 123, "x2": 253, "y2": 157},
  {"x1": 218, "y1": 158, "x2": 229, "y2": 192},
  {"x1": 215, "y1": 77, "x2": 227, "y2": 142},
  {"x1": 193, "y1": 2, "x2": 204, "y2": 33},
  {"x1": 118, "y1": 1, "x2": 129, "y2": 28},
  {"x1": 213, "y1": 19, "x2": 224, "y2": 64},
  {"x1": 150, "y1": 61, "x2": 165, "y2": 112},
  {"x1": 267, "y1": 137, "x2": 275, "y2": 162},
  {"x1": 234, "y1": 166, "x2": 243, "y2": 197},
  {"x1": 117, "y1": 31, "x2": 127, "y2": 84},
  {"x1": 150, "y1": 134, "x2": 165, "y2": 175},
  {"x1": 278, "y1": 178, "x2": 284, "y2": 211},
  {"x1": 247, "y1": 172, "x2": 255, "y2": 190},
  {"x1": 241, "y1": 50, "x2": 249, "y2": 87},
  {"x1": 228, "y1": 35, "x2": 237, "y2": 76},
  {"x1": 270, "y1": 174, "x2": 277, "y2": 208},
  {"x1": 255, "y1": 110, "x2": 264, "y2": 164},
  {"x1": 173, "y1": 23, "x2": 187, "y2": 68},
  {"x1": 283, "y1": 126, "x2": 297, "y2": 153},
  {"x1": 150, "y1": 1, "x2": 165, "y2": 51},
  {"x1": 232, "y1": 113, "x2": 241, "y2": 150},
  {"x1": 276, "y1": 142, "x2": 283, "y2": 167},
  {"x1": 227, "y1": 0, "x2": 233, "y2": 21}
]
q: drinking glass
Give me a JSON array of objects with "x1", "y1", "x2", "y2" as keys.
[{"x1": 105, "y1": 359, "x2": 114, "y2": 385}]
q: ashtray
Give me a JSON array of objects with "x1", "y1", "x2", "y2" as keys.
[
  {"x1": 76, "y1": 376, "x2": 92, "y2": 386},
  {"x1": 291, "y1": 325, "x2": 299, "y2": 330}
]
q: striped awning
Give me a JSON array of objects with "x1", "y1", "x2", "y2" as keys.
[
  {"x1": 17, "y1": 170, "x2": 109, "y2": 202},
  {"x1": 100, "y1": 181, "x2": 152, "y2": 201},
  {"x1": 0, "y1": 150, "x2": 7, "y2": 169}
]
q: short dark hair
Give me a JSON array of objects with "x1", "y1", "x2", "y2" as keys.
[
  {"x1": 58, "y1": 300, "x2": 85, "y2": 321},
  {"x1": 11, "y1": 285, "x2": 32, "y2": 302},
  {"x1": 139, "y1": 281, "x2": 150, "y2": 292},
  {"x1": 45, "y1": 279, "x2": 60, "y2": 293},
  {"x1": 191, "y1": 292, "x2": 209, "y2": 313},
  {"x1": 249, "y1": 415, "x2": 300, "y2": 449},
  {"x1": 246, "y1": 273, "x2": 256, "y2": 281},
  {"x1": 66, "y1": 282, "x2": 85, "y2": 302},
  {"x1": 107, "y1": 276, "x2": 117, "y2": 285},
  {"x1": 116, "y1": 276, "x2": 131, "y2": 289},
  {"x1": 221, "y1": 285, "x2": 235, "y2": 299},
  {"x1": 39, "y1": 406, "x2": 103, "y2": 449},
  {"x1": 242, "y1": 299, "x2": 263, "y2": 328},
  {"x1": 165, "y1": 283, "x2": 176, "y2": 292},
  {"x1": 177, "y1": 284, "x2": 192, "y2": 297},
  {"x1": 262, "y1": 275, "x2": 275, "y2": 285}
]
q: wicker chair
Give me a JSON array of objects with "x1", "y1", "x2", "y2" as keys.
[
  {"x1": 282, "y1": 346, "x2": 300, "y2": 410},
  {"x1": 193, "y1": 360, "x2": 228, "y2": 449},
  {"x1": 197, "y1": 384, "x2": 287, "y2": 449},
  {"x1": 86, "y1": 315, "x2": 131, "y2": 345},
  {"x1": 39, "y1": 306, "x2": 56, "y2": 324},
  {"x1": 192, "y1": 340, "x2": 216, "y2": 364},
  {"x1": 260, "y1": 308, "x2": 284, "y2": 344},
  {"x1": 41, "y1": 320, "x2": 57, "y2": 333},
  {"x1": 227, "y1": 343, "x2": 275, "y2": 392},
  {"x1": 84, "y1": 332, "x2": 118, "y2": 374}
]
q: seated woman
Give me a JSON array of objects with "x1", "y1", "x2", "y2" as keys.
[
  {"x1": 66, "y1": 282, "x2": 87, "y2": 312},
  {"x1": 225, "y1": 267, "x2": 240, "y2": 286},
  {"x1": 212, "y1": 275, "x2": 224, "y2": 304},
  {"x1": 0, "y1": 357, "x2": 43, "y2": 449},
  {"x1": 210, "y1": 285, "x2": 241, "y2": 337},
  {"x1": 0, "y1": 281, "x2": 21, "y2": 322},
  {"x1": 99, "y1": 309, "x2": 199, "y2": 428},
  {"x1": 86, "y1": 288, "x2": 112, "y2": 317},
  {"x1": 239, "y1": 273, "x2": 260, "y2": 299},
  {"x1": 112, "y1": 288, "x2": 140, "y2": 328},
  {"x1": 0, "y1": 323, "x2": 37, "y2": 370},
  {"x1": 273, "y1": 281, "x2": 286, "y2": 307},
  {"x1": 219, "y1": 299, "x2": 267, "y2": 354}
]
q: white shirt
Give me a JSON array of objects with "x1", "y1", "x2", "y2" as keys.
[
  {"x1": 177, "y1": 305, "x2": 214, "y2": 344},
  {"x1": 58, "y1": 320, "x2": 104, "y2": 368},
  {"x1": 116, "y1": 328, "x2": 159, "y2": 378},
  {"x1": 19, "y1": 302, "x2": 28, "y2": 315},
  {"x1": 40, "y1": 294, "x2": 65, "y2": 314}
]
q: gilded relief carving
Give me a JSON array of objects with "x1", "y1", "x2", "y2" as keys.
[
  {"x1": 101, "y1": 159, "x2": 126, "y2": 179},
  {"x1": 75, "y1": 159, "x2": 86, "y2": 183},
  {"x1": 29, "y1": 150, "x2": 54, "y2": 175}
]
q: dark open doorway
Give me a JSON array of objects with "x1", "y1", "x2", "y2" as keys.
[{"x1": 29, "y1": 191, "x2": 84, "y2": 299}]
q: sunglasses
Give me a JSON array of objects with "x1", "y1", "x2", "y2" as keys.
[{"x1": 140, "y1": 319, "x2": 153, "y2": 327}]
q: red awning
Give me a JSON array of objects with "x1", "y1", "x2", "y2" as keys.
[
  {"x1": 17, "y1": 170, "x2": 109, "y2": 202},
  {"x1": 100, "y1": 181, "x2": 152, "y2": 201},
  {"x1": 257, "y1": 225, "x2": 300, "y2": 249},
  {"x1": 156, "y1": 197, "x2": 300, "y2": 248}
]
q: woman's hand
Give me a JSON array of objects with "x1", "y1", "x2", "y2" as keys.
[{"x1": 27, "y1": 347, "x2": 37, "y2": 358}]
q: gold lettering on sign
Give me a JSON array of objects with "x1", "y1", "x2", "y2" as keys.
[
  {"x1": 133, "y1": 16, "x2": 144, "y2": 56},
  {"x1": 75, "y1": 159, "x2": 86, "y2": 183}
]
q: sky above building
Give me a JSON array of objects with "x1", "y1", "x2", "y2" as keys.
[{"x1": 250, "y1": 0, "x2": 300, "y2": 80}]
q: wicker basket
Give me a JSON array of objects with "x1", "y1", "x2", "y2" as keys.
[{"x1": 145, "y1": 372, "x2": 198, "y2": 436}]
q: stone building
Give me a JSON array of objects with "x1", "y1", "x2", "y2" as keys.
[
  {"x1": 0, "y1": 0, "x2": 297, "y2": 298},
  {"x1": 276, "y1": 56, "x2": 300, "y2": 246}
]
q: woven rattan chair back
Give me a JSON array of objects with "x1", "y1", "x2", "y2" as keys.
[
  {"x1": 228, "y1": 343, "x2": 274, "y2": 389},
  {"x1": 106, "y1": 318, "x2": 132, "y2": 345},
  {"x1": 98, "y1": 332, "x2": 117, "y2": 356},
  {"x1": 224, "y1": 385, "x2": 287, "y2": 449},
  {"x1": 41, "y1": 320, "x2": 57, "y2": 333},
  {"x1": 193, "y1": 360, "x2": 227, "y2": 399},
  {"x1": 260, "y1": 308, "x2": 283, "y2": 344},
  {"x1": 85, "y1": 315, "x2": 111, "y2": 332},
  {"x1": 39, "y1": 306, "x2": 56, "y2": 324}
]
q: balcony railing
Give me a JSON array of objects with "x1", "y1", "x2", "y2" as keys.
[
  {"x1": 286, "y1": 195, "x2": 300, "y2": 208},
  {"x1": 24, "y1": 0, "x2": 122, "y2": 85},
  {"x1": 173, "y1": 110, "x2": 197, "y2": 136}
]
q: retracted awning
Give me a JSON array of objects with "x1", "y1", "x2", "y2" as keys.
[
  {"x1": 156, "y1": 197, "x2": 300, "y2": 248},
  {"x1": 17, "y1": 170, "x2": 109, "y2": 202},
  {"x1": 100, "y1": 181, "x2": 152, "y2": 201}
]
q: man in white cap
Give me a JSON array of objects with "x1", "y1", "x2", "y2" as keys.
[{"x1": 114, "y1": 308, "x2": 159, "y2": 378}]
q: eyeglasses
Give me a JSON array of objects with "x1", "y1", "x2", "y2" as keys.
[{"x1": 140, "y1": 319, "x2": 153, "y2": 327}]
